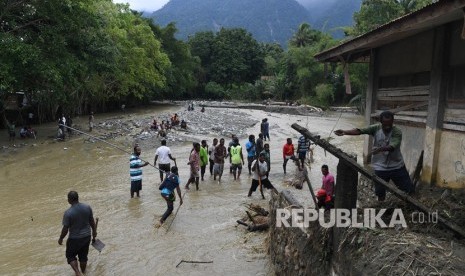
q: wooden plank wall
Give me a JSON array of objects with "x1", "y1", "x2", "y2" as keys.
[
  {"x1": 373, "y1": 85, "x2": 430, "y2": 126},
  {"x1": 377, "y1": 85, "x2": 430, "y2": 108},
  {"x1": 370, "y1": 84, "x2": 465, "y2": 132}
]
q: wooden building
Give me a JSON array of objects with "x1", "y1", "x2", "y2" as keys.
[{"x1": 315, "y1": 0, "x2": 465, "y2": 188}]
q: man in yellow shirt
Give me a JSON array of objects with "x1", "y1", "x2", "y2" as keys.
[{"x1": 230, "y1": 137, "x2": 244, "y2": 180}]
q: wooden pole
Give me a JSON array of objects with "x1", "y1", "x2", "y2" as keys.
[
  {"x1": 291, "y1": 123, "x2": 465, "y2": 238},
  {"x1": 303, "y1": 171, "x2": 318, "y2": 209},
  {"x1": 165, "y1": 192, "x2": 187, "y2": 233}
]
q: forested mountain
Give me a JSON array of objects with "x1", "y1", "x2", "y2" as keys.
[
  {"x1": 300, "y1": 0, "x2": 363, "y2": 37},
  {"x1": 150, "y1": 0, "x2": 312, "y2": 46}
]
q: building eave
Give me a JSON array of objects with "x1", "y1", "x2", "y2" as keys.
[{"x1": 315, "y1": 0, "x2": 465, "y2": 63}]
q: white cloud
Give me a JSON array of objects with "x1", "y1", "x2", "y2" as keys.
[{"x1": 112, "y1": 0, "x2": 169, "y2": 12}]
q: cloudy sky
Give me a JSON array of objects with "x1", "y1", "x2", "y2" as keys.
[{"x1": 112, "y1": 0, "x2": 169, "y2": 12}]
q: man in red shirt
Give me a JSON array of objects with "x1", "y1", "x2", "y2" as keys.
[{"x1": 282, "y1": 138, "x2": 298, "y2": 174}]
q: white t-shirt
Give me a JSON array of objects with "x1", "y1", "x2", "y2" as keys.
[
  {"x1": 156, "y1": 146, "x2": 171, "y2": 164},
  {"x1": 252, "y1": 160, "x2": 268, "y2": 180}
]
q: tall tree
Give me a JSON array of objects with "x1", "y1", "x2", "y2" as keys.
[
  {"x1": 1, "y1": 0, "x2": 170, "y2": 122},
  {"x1": 150, "y1": 22, "x2": 199, "y2": 98},
  {"x1": 210, "y1": 28, "x2": 264, "y2": 86},
  {"x1": 349, "y1": 0, "x2": 433, "y2": 36},
  {"x1": 289, "y1": 23, "x2": 321, "y2": 48},
  {"x1": 351, "y1": 0, "x2": 403, "y2": 35}
]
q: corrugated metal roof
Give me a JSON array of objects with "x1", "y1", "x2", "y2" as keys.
[{"x1": 315, "y1": 0, "x2": 465, "y2": 62}]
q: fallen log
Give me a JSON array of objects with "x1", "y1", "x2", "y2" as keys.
[
  {"x1": 247, "y1": 223, "x2": 269, "y2": 232},
  {"x1": 246, "y1": 211, "x2": 256, "y2": 225},
  {"x1": 247, "y1": 203, "x2": 269, "y2": 216},
  {"x1": 236, "y1": 220, "x2": 269, "y2": 232}
]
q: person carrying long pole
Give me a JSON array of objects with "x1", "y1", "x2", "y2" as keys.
[
  {"x1": 158, "y1": 166, "x2": 183, "y2": 226},
  {"x1": 60, "y1": 124, "x2": 187, "y2": 227},
  {"x1": 59, "y1": 124, "x2": 162, "y2": 173},
  {"x1": 248, "y1": 153, "x2": 277, "y2": 198}
]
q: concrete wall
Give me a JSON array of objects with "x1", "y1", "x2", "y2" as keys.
[
  {"x1": 269, "y1": 191, "x2": 362, "y2": 276},
  {"x1": 268, "y1": 191, "x2": 331, "y2": 275},
  {"x1": 399, "y1": 125, "x2": 425, "y2": 174},
  {"x1": 434, "y1": 130, "x2": 465, "y2": 188}
]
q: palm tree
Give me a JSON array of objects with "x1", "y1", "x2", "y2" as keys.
[{"x1": 289, "y1": 23, "x2": 317, "y2": 48}]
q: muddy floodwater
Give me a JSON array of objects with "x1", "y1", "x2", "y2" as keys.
[{"x1": 0, "y1": 104, "x2": 364, "y2": 275}]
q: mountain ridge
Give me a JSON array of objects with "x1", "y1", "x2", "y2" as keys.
[{"x1": 150, "y1": 0, "x2": 362, "y2": 45}]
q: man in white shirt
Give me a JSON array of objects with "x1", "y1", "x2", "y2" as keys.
[
  {"x1": 248, "y1": 153, "x2": 278, "y2": 198},
  {"x1": 154, "y1": 140, "x2": 176, "y2": 182}
]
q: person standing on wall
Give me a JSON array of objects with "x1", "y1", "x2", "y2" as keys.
[
  {"x1": 334, "y1": 110, "x2": 414, "y2": 201},
  {"x1": 321, "y1": 164, "x2": 335, "y2": 198}
]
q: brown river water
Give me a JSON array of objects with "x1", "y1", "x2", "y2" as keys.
[{"x1": 0, "y1": 104, "x2": 364, "y2": 275}]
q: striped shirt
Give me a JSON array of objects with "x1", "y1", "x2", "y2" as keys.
[
  {"x1": 297, "y1": 136, "x2": 309, "y2": 153},
  {"x1": 130, "y1": 154, "x2": 143, "y2": 182}
]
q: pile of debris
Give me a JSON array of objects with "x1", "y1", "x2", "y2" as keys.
[{"x1": 236, "y1": 203, "x2": 270, "y2": 232}]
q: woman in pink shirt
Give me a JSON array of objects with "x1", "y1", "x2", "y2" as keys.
[{"x1": 185, "y1": 143, "x2": 201, "y2": 191}]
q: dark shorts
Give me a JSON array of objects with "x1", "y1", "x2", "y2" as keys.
[
  {"x1": 232, "y1": 163, "x2": 242, "y2": 171},
  {"x1": 250, "y1": 178, "x2": 274, "y2": 192},
  {"x1": 159, "y1": 163, "x2": 170, "y2": 173},
  {"x1": 131, "y1": 180, "x2": 142, "y2": 192},
  {"x1": 374, "y1": 166, "x2": 414, "y2": 197},
  {"x1": 66, "y1": 236, "x2": 91, "y2": 263},
  {"x1": 247, "y1": 156, "x2": 255, "y2": 163},
  {"x1": 9, "y1": 131, "x2": 15, "y2": 137},
  {"x1": 298, "y1": 152, "x2": 306, "y2": 160}
]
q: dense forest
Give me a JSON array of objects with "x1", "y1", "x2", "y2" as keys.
[{"x1": 0, "y1": 0, "x2": 432, "y2": 126}]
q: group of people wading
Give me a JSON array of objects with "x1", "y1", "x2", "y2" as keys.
[{"x1": 58, "y1": 110, "x2": 415, "y2": 276}]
